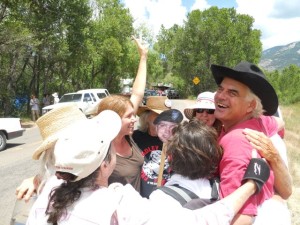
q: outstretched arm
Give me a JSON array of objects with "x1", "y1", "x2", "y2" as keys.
[
  {"x1": 193, "y1": 155, "x2": 270, "y2": 225},
  {"x1": 243, "y1": 128, "x2": 292, "y2": 199},
  {"x1": 130, "y1": 36, "x2": 148, "y2": 114}
]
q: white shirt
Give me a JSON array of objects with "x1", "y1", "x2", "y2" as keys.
[{"x1": 27, "y1": 176, "x2": 234, "y2": 225}]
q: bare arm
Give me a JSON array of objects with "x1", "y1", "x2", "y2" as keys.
[
  {"x1": 15, "y1": 175, "x2": 41, "y2": 202},
  {"x1": 243, "y1": 128, "x2": 292, "y2": 199},
  {"x1": 130, "y1": 36, "x2": 148, "y2": 114},
  {"x1": 223, "y1": 180, "x2": 256, "y2": 215}
]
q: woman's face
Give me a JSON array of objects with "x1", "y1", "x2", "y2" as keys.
[
  {"x1": 156, "y1": 121, "x2": 177, "y2": 143},
  {"x1": 120, "y1": 103, "x2": 137, "y2": 136},
  {"x1": 194, "y1": 108, "x2": 216, "y2": 127}
]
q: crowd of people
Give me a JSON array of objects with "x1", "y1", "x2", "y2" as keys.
[{"x1": 16, "y1": 36, "x2": 292, "y2": 225}]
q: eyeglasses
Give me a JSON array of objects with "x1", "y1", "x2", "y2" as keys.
[{"x1": 195, "y1": 108, "x2": 215, "y2": 114}]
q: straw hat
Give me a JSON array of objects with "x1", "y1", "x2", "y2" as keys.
[
  {"x1": 137, "y1": 96, "x2": 172, "y2": 116},
  {"x1": 184, "y1": 92, "x2": 215, "y2": 120},
  {"x1": 32, "y1": 104, "x2": 86, "y2": 160}
]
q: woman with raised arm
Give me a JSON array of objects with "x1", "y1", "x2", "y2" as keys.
[{"x1": 94, "y1": 36, "x2": 148, "y2": 192}]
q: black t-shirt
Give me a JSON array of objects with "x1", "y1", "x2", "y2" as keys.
[{"x1": 132, "y1": 130, "x2": 172, "y2": 198}]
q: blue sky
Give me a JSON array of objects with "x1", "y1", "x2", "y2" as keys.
[
  {"x1": 122, "y1": 0, "x2": 300, "y2": 50},
  {"x1": 182, "y1": 0, "x2": 237, "y2": 10}
]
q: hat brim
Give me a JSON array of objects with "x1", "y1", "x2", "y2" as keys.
[
  {"x1": 137, "y1": 106, "x2": 164, "y2": 116},
  {"x1": 184, "y1": 108, "x2": 194, "y2": 120},
  {"x1": 183, "y1": 102, "x2": 215, "y2": 120},
  {"x1": 32, "y1": 135, "x2": 59, "y2": 160},
  {"x1": 211, "y1": 64, "x2": 278, "y2": 115}
]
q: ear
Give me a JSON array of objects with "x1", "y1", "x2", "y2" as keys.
[
  {"x1": 100, "y1": 161, "x2": 108, "y2": 172},
  {"x1": 102, "y1": 161, "x2": 108, "y2": 168},
  {"x1": 247, "y1": 99, "x2": 256, "y2": 113}
]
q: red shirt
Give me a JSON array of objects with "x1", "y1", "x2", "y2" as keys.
[{"x1": 218, "y1": 116, "x2": 277, "y2": 215}]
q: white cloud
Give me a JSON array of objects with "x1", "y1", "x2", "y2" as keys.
[
  {"x1": 123, "y1": 0, "x2": 300, "y2": 50},
  {"x1": 191, "y1": 0, "x2": 210, "y2": 11},
  {"x1": 123, "y1": 0, "x2": 187, "y2": 36},
  {"x1": 236, "y1": 0, "x2": 300, "y2": 49}
]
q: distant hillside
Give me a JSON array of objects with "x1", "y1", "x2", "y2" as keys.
[{"x1": 259, "y1": 41, "x2": 300, "y2": 71}]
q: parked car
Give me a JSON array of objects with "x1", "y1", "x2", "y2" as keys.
[
  {"x1": 142, "y1": 90, "x2": 159, "y2": 105},
  {"x1": 0, "y1": 118, "x2": 25, "y2": 151},
  {"x1": 42, "y1": 89, "x2": 110, "y2": 117},
  {"x1": 167, "y1": 88, "x2": 180, "y2": 99}
]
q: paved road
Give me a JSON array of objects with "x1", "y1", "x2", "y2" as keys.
[
  {"x1": 0, "y1": 125, "x2": 41, "y2": 225},
  {"x1": 0, "y1": 99, "x2": 194, "y2": 225}
]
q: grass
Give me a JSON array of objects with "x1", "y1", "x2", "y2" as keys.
[{"x1": 281, "y1": 103, "x2": 300, "y2": 225}]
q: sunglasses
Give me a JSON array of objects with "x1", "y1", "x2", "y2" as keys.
[{"x1": 195, "y1": 108, "x2": 215, "y2": 114}]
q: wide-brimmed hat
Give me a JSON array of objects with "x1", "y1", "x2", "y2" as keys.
[
  {"x1": 54, "y1": 110, "x2": 121, "y2": 181},
  {"x1": 32, "y1": 104, "x2": 86, "y2": 160},
  {"x1": 211, "y1": 61, "x2": 278, "y2": 115},
  {"x1": 184, "y1": 92, "x2": 215, "y2": 120},
  {"x1": 137, "y1": 96, "x2": 172, "y2": 116},
  {"x1": 154, "y1": 109, "x2": 183, "y2": 125}
]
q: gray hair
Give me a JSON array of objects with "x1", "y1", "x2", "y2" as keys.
[{"x1": 246, "y1": 90, "x2": 264, "y2": 118}]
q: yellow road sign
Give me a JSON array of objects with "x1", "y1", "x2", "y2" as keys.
[{"x1": 193, "y1": 76, "x2": 200, "y2": 85}]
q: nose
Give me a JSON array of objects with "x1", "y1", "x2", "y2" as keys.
[
  {"x1": 131, "y1": 115, "x2": 137, "y2": 122},
  {"x1": 202, "y1": 111, "x2": 209, "y2": 116}
]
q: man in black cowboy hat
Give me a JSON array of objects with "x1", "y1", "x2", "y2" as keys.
[{"x1": 210, "y1": 61, "x2": 292, "y2": 224}]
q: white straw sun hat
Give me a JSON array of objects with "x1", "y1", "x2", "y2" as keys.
[{"x1": 183, "y1": 91, "x2": 215, "y2": 120}]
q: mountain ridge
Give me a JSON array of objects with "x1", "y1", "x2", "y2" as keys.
[{"x1": 259, "y1": 41, "x2": 300, "y2": 71}]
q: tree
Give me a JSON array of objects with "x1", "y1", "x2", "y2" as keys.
[
  {"x1": 155, "y1": 7, "x2": 262, "y2": 97},
  {"x1": 268, "y1": 65, "x2": 300, "y2": 104}
]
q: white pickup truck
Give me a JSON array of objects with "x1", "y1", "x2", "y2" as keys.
[
  {"x1": 0, "y1": 118, "x2": 25, "y2": 151},
  {"x1": 42, "y1": 89, "x2": 110, "y2": 117}
]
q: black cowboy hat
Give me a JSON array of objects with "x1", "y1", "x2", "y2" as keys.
[{"x1": 210, "y1": 61, "x2": 278, "y2": 115}]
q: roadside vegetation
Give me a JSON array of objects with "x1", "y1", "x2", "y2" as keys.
[
  {"x1": 0, "y1": 0, "x2": 265, "y2": 118},
  {"x1": 281, "y1": 103, "x2": 300, "y2": 225}
]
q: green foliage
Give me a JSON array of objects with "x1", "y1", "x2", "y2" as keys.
[
  {"x1": 267, "y1": 65, "x2": 300, "y2": 104},
  {"x1": 155, "y1": 7, "x2": 262, "y2": 97},
  {"x1": 1, "y1": 1, "x2": 298, "y2": 116},
  {"x1": 0, "y1": 0, "x2": 136, "y2": 116}
]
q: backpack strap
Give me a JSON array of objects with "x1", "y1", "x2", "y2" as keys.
[
  {"x1": 209, "y1": 177, "x2": 220, "y2": 201},
  {"x1": 158, "y1": 184, "x2": 199, "y2": 206},
  {"x1": 157, "y1": 177, "x2": 220, "y2": 208}
]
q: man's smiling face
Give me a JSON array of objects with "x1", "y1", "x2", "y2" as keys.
[{"x1": 214, "y1": 77, "x2": 255, "y2": 130}]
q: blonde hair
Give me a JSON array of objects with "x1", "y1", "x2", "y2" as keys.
[
  {"x1": 97, "y1": 95, "x2": 133, "y2": 118},
  {"x1": 138, "y1": 110, "x2": 151, "y2": 132}
]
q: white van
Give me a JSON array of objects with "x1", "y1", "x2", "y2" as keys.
[{"x1": 42, "y1": 89, "x2": 110, "y2": 117}]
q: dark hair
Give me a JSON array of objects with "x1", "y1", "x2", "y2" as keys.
[
  {"x1": 167, "y1": 119, "x2": 223, "y2": 180},
  {"x1": 46, "y1": 146, "x2": 113, "y2": 224}
]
